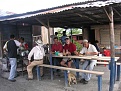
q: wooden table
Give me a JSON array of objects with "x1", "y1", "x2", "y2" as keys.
[{"x1": 51, "y1": 55, "x2": 120, "y2": 82}]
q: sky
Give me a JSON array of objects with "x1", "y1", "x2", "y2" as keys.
[{"x1": 0, "y1": 0, "x2": 88, "y2": 14}]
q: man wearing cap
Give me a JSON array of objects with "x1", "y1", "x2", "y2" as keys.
[
  {"x1": 27, "y1": 39, "x2": 45, "y2": 80},
  {"x1": 60, "y1": 37, "x2": 78, "y2": 68},
  {"x1": 80, "y1": 39, "x2": 98, "y2": 84}
]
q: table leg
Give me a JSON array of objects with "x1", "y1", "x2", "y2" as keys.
[
  {"x1": 114, "y1": 62, "x2": 116, "y2": 83},
  {"x1": 50, "y1": 54, "x2": 54, "y2": 80},
  {"x1": 64, "y1": 70, "x2": 68, "y2": 87},
  {"x1": 117, "y1": 65, "x2": 120, "y2": 81},
  {"x1": 98, "y1": 75, "x2": 102, "y2": 91}
]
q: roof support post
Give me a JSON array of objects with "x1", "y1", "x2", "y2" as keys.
[
  {"x1": 103, "y1": 7, "x2": 111, "y2": 22},
  {"x1": 109, "y1": 6, "x2": 115, "y2": 91}
]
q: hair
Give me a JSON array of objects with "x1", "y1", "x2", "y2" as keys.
[
  {"x1": 55, "y1": 32, "x2": 58, "y2": 35},
  {"x1": 10, "y1": 34, "x2": 15, "y2": 39},
  {"x1": 20, "y1": 37, "x2": 24, "y2": 41},
  {"x1": 95, "y1": 40, "x2": 99, "y2": 43},
  {"x1": 63, "y1": 31, "x2": 66, "y2": 36},
  {"x1": 54, "y1": 37, "x2": 58, "y2": 40}
]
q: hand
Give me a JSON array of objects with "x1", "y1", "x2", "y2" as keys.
[{"x1": 28, "y1": 60, "x2": 31, "y2": 65}]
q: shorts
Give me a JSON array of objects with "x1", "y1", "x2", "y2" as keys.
[{"x1": 62, "y1": 58, "x2": 72, "y2": 63}]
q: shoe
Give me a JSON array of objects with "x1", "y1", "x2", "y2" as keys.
[
  {"x1": 8, "y1": 79, "x2": 16, "y2": 82},
  {"x1": 41, "y1": 74, "x2": 44, "y2": 77},
  {"x1": 14, "y1": 74, "x2": 20, "y2": 78},
  {"x1": 26, "y1": 78, "x2": 33, "y2": 80},
  {"x1": 80, "y1": 79, "x2": 85, "y2": 83},
  {"x1": 83, "y1": 80, "x2": 88, "y2": 84}
]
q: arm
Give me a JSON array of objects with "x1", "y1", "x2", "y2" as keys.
[
  {"x1": 3, "y1": 41, "x2": 8, "y2": 51},
  {"x1": 28, "y1": 48, "x2": 34, "y2": 61},
  {"x1": 14, "y1": 40, "x2": 22, "y2": 47}
]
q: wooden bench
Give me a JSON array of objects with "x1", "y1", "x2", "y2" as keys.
[
  {"x1": 96, "y1": 61, "x2": 121, "y2": 81},
  {"x1": 36, "y1": 64, "x2": 104, "y2": 91}
]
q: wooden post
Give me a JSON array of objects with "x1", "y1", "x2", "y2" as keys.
[{"x1": 109, "y1": 6, "x2": 115, "y2": 91}]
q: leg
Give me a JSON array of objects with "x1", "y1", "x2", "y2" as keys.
[
  {"x1": 67, "y1": 61, "x2": 72, "y2": 68},
  {"x1": 64, "y1": 70, "x2": 68, "y2": 87},
  {"x1": 8, "y1": 58, "x2": 17, "y2": 80},
  {"x1": 60, "y1": 60, "x2": 68, "y2": 67},
  {"x1": 27, "y1": 61, "x2": 38, "y2": 79},
  {"x1": 117, "y1": 65, "x2": 120, "y2": 81},
  {"x1": 85, "y1": 60, "x2": 96, "y2": 81},
  {"x1": 81, "y1": 60, "x2": 89, "y2": 79},
  {"x1": 73, "y1": 59, "x2": 80, "y2": 78}
]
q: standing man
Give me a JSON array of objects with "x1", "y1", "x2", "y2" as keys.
[
  {"x1": 27, "y1": 39, "x2": 45, "y2": 80},
  {"x1": 60, "y1": 37, "x2": 78, "y2": 68},
  {"x1": 3, "y1": 34, "x2": 21, "y2": 82},
  {"x1": 80, "y1": 39, "x2": 98, "y2": 84}
]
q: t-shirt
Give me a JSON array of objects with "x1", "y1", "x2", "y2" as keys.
[
  {"x1": 80, "y1": 44, "x2": 98, "y2": 56},
  {"x1": 63, "y1": 43, "x2": 76, "y2": 54},
  {"x1": 51, "y1": 42, "x2": 63, "y2": 52}
]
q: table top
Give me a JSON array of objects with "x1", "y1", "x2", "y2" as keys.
[{"x1": 52, "y1": 55, "x2": 119, "y2": 61}]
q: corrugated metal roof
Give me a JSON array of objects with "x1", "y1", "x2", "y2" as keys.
[{"x1": 0, "y1": 0, "x2": 110, "y2": 21}]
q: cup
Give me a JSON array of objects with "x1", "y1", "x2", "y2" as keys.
[
  {"x1": 99, "y1": 54, "x2": 102, "y2": 57},
  {"x1": 55, "y1": 51, "x2": 59, "y2": 56}
]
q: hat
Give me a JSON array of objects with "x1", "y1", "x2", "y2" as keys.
[
  {"x1": 65, "y1": 37, "x2": 70, "y2": 39},
  {"x1": 35, "y1": 40, "x2": 43, "y2": 45},
  {"x1": 83, "y1": 39, "x2": 88, "y2": 43}
]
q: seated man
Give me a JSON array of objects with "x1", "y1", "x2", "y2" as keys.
[
  {"x1": 79, "y1": 39, "x2": 98, "y2": 84},
  {"x1": 60, "y1": 37, "x2": 78, "y2": 68},
  {"x1": 51, "y1": 37, "x2": 63, "y2": 66},
  {"x1": 27, "y1": 39, "x2": 45, "y2": 80}
]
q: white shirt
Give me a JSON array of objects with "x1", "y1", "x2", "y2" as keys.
[
  {"x1": 28, "y1": 45, "x2": 45, "y2": 61},
  {"x1": 80, "y1": 44, "x2": 98, "y2": 56},
  {"x1": 3, "y1": 40, "x2": 21, "y2": 50}
]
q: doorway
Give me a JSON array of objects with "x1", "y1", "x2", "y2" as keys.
[{"x1": 88, "y1": 29, "x2": 95, "y2": 44}]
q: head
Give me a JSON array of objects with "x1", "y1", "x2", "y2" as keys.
[
  {"x1": 95, "y1": 40, "x2": 99, "y2": 43},
  {"x1": 55, "y1": 32, "x2": 58, "y2": 36},
  {"x1": 63, "y1": 31, "x2": 66, "y2": 36},
  {"x1": 10, "y1": 34, "x2": 15, "y2": 39},
  {"x1": 35, "y1": 39, "x2": 43, "y2": 46},
  {"x1": 82, "y1": 39, "x2": 89, "y2": 48},
  {"x1": 65, "y1": 37, "x2": 70, "y2": 44},
  {"x1": 19, "y1": 37, "x2": 24, "y2": 43},
  {"x1": 53, "y1": 37, "x2": 58, "y2": 44}
]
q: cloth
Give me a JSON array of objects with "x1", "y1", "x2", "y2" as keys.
[
  {"x1": 8, "y1": 58, "x2": 17, "y2": 80},
  {"x1": 80, "y1": 44, "x2": 98, "y2": 56},
  {"x1": 63, "y1": 43, "x2": 76, "y2": 53},
  {"x1": 61, "y1": 36, "x2": 67, "y2": 45},
  {"x1": 81, "y1": 60, "x2": 96, "y2": 81},
  {"x1": 27, "y1": 60, "x2": 43, "y2": 78},
  {"x1": 28, "y1": 45, "x2": 45, "y2": 61},
  {"x1": 51, "y1": 42, "x2": 63, "y2": 52}
]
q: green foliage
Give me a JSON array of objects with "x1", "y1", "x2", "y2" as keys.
[
  {"x1": 67, "y1": 28, "x2": 82, "y2": 35},
  {"x1": 73, "y1": 40, "x2": 83, "y2": 52}
]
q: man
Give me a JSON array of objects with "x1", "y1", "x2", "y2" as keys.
[
  {"x1": 60, "y1": 37, "x2": 78, "y2": 68},
  {"x1": 80, "y1": 39, "x2": 98, "y2": 84},
  {"x1": 3, "y1": 34, "x2": 21, "y2": 82},
  {"x1": 50, "y1": 32, "x2": 58, "y2": 44},
  {"x1": 61, "y1": 31, "x2": 67, "y2": 45},
  {"x1": 51, "y1": 37, "x2": 63, "y2": 68},
  {"x1": 27, "y1": 39, "x2": 45, "y2": 80}
]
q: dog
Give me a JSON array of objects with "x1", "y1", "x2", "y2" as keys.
[{"x1": 68, "y1": 72, "x2": 77, "y2": 86}]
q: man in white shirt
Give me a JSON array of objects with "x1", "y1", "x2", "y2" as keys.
[
  {"x1": 27, "y1": 39, "x2": 45, "y2": 80},
  {"x1": 80, "y1": 39, "x2": 98, "y2": 84}
]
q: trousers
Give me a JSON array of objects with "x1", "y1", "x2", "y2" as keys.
[
  {"x1": 8, "y1": 58, "x2": 17, "y2": 80},
  {"x1": 27, "y1": 60, "x2": 43, "y2": 79},
  {"x1": 82, "y1": 60, "x2": 97, "y2": 81}
]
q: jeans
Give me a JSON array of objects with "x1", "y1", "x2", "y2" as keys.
[
  {"x1": 82, "y1": 60, "x2": 97, "y2": 81},
  {"x1": 8, "y1": 58, "x2": 17, "y2": 80}
]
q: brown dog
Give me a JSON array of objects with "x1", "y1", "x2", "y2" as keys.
[{"x1": 68, "y1": 72, "x2": 77, "y2": 86}]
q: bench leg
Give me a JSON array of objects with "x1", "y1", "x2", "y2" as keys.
[
  {"x1": 98, "y1": 75, "x2": 102, "y2": 91},
  {"x1": 36, "y1": 66, "x2": 41, "y2": 81},
  {"x1": 117, "y1": 65, "x2": 120, "y2": 81},
  {"x1": 64, "y1": 70, "x2": 68, "y2": 87},
  {"x1": 51, "y1": 68, "x2": 54, "y2": 80}
]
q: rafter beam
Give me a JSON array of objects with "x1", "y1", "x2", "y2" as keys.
[
  {"x1": 35, "y1": 18, "x2": 49, "y2": 29},
  {"x1": 103, "y1": 7, "x2": 111, "y2": 22},
  {"x1": 75, "y1": 13, "x2": 101, "y2": 24},
  {"x1": 113, "y1": 7, "x2": 121, "y2": 18}
]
